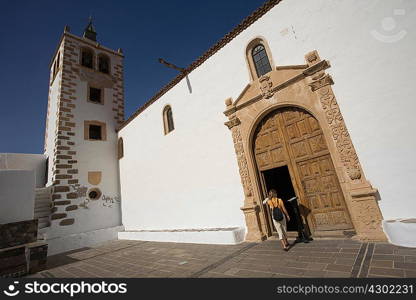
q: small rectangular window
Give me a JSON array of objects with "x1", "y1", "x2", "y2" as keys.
[
  {"x1": 84, "y1": 121, "x2": 106, "y2": 141},
  {"x1": 89, "y1": 87, "x2": 102, "y2": 104},
  {"x1": 89, "y1": 125, "x2": 102, "y2": 140}
]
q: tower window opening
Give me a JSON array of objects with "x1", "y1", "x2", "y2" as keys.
[
  {"x1": 84, "y1": 121, "x2": 106, "y2": 141},
  {"x1": 98, "y1": 55, "x2": 110, "y2": 74},
  {"x1": 89, "y1": 87, "x2": 102, "y2": 104},
  {"x1": 89, "y1": 125, "x2": 102, "y2": 140},
  {"x1": 81, "y1": 48, "x2": 94, "y2": 69}
]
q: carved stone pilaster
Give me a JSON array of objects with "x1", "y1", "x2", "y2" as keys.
[
  {"x1": 310, "y1": 75, "x2": 362, "y2": 181},
  {"x1": 229, "y1": 119, "x2": 253, "y2": 198},
  {"x1": 349, "y1": 188, "x2": 387, "y2": 241},
  {"x1": 225, "y1": 116, "x2": 265, "y2": 241},
  {"x1": 309, "y1": 71, "x2": 386, "y2": 240},
  {"x1": 241, "y1": 205, "x2": 266, "y2": 242}
]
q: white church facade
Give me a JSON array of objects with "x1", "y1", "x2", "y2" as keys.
[{"x1": 1, "y1": 0, "x2": 416, "y2": 255}]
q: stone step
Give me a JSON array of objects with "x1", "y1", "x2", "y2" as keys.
[
  {"x1": 35, "y1": 198, "x2": 52, "y2": 203},
  {"x1": 34, "y1": 211, "x2": 50, "y2": 218},
  {"x1": 34, "y1": 187, "x2": 52, "y2": 231},
  {"x1": 37, "y1": 217, "x2": 50, "y2": 229},
  {"x1": 34, "y1": 204, "x2": 51, "y2": 210},
  {"x1": 34, "y1": 203, "x2": 51, "y2": 210},
  {"x1": 35, "y1": 192, "x2": 51, "y2": 197},
  {"x1": 34, "y1": 202, "x2": 51, "y2": 209},
  {"x1": 35, "y1": 189, "x2": 52, "y2": 197},
  {"x1": 34, "y1": 212, "x2": 50, "y2": 218},
  {"x1": 35, "y1": 190, "x2": 50, "y2": 195}
]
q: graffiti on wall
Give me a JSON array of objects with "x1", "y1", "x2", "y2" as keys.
[{"x1": 68, "y1": 184, "x2": 121, "y2": 209}]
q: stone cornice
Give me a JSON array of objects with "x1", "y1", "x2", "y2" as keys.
[
  {"x1": 224, "y1": 117, "x2": 241, "y2": 130},
  {"x1": 350, "y1": 188, "x2": 378, "y2": 199}
]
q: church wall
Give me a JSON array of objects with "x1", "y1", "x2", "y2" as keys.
[
  {"x1": 118, "y1": 77, "x2": 247, "y2": 231},
  {"x1": 119, "y1": 0, "x2": 415, "y2": 235}
]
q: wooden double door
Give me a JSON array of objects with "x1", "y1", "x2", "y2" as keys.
[{"x1": 253, "y1": 107, "x2": 353, "y2": 232}]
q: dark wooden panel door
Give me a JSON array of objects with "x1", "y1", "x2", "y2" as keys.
[
  {"x1": 253, "y1": 110, "x2": 289, "y2": 171},
  {"x1": 253, "y1": 107, "x2": 353, "y2": 231}
]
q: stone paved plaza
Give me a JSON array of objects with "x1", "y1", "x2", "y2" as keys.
[{"x1": 28, "y1": 238, "x2": 416, "y2": 278}]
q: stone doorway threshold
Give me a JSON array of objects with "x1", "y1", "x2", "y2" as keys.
[{"x1": 275, "y1": 229, "x2": 356, "y2": 240}]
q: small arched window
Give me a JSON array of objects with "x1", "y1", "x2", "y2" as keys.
[
  {"x1": 118, "y1": 137, "x2": 124, "y2": 159},
  {"x1": 98, "y1": 54, "x2": 110, "y2": 74},
  {"x1": 163, "y1": 105, "x2": 174, "y2": 135},
  {"x1": 81, "y1": 48, "x2": 94, "y2": 69},
  {"x1": 252, "y1": 44, "x2": 272, "y2": 77}
]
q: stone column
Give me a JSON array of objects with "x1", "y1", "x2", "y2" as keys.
[
  {"x1": 306, "y1": 51, "x2": 386, "y2": 241},
  {"x1": 224, "y1": 103, "x2": 266, "y2": 242}
]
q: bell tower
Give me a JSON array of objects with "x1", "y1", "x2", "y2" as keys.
[{"x1": 43, "y1": 20, "x2": 124, "y2": 252}]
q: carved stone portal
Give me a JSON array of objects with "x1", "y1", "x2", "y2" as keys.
[{"x1": 224, "y1": 50, "x2": 386, "y2": 241}]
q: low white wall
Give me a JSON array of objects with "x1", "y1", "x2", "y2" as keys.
[
  {"x1": 118, "y1": 227, "x2": 245, "y2": 245},
  {"x1": 0, "y1": 153, "x2": 47, "y2": 188},
  {"x1": 383, "y1": 220, "x2": 416, "y2": 248},
  {"x1": 0, "y1": 170, "x2": 35, "y2": 224},
  {"x1": 46, "y1": 225, "x2": 124, "y2": 256}
]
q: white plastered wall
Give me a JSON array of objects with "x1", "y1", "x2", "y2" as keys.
[
  {"x1": 118, "y1": 0, "x2": 415, "y2": 237},
  {"x1": 0, "y1": 170, "x2": 35, "y2": 224},
  {"x1": 0, "y1": 153, "x2": 47, "y2": 188}
]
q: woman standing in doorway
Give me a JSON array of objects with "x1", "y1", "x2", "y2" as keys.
[{"x1": 263, "y1": 189, "x2": 291, "y2": 251}]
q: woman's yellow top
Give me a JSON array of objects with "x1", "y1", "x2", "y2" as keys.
[{"x1": 267, "y1": 197, "x2": 283, "y2": 210}]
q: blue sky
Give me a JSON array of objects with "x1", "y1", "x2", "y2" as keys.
[{"x1": 0, "y1": 0, "x2": 266, "y2": 153}]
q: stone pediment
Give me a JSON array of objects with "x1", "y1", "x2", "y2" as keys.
[
  {"x1": 75, "y1": 66, "x2": 116, "y2": 88},
  {"x1": 233, "y1": 66, "x2": 307, "y2": 107},
  {"x1": 225, "y1": 57, "x2": 331, "y2": 117}
]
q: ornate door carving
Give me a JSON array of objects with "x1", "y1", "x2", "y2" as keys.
[
  {"x1": 253, "y1": 107, "x2": 353, "y2": 231},
  {"x1": 254, "y1": 112, "x2": 288, "y2": 171}
]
